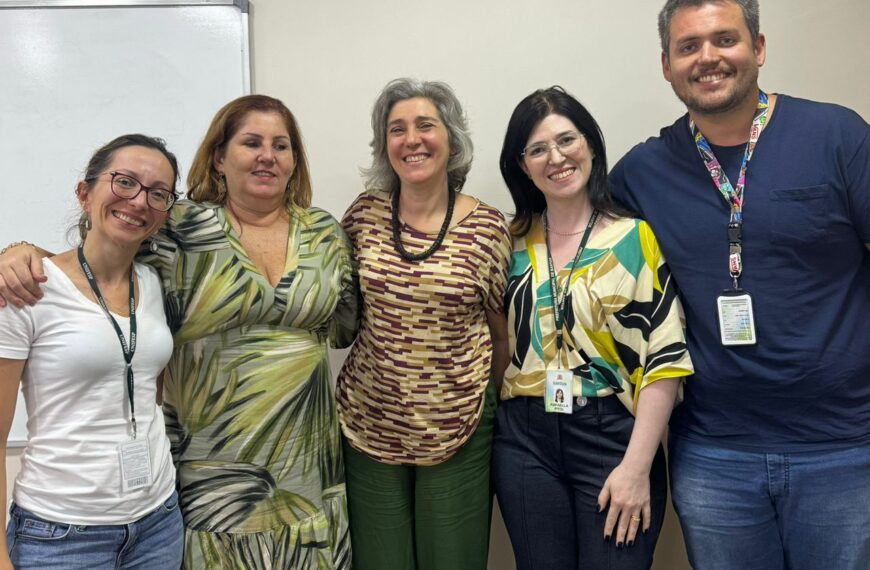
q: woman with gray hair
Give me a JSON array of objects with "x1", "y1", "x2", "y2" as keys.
[{"x1": 336, "y1": 78, "x2": 511, "y2": 569}]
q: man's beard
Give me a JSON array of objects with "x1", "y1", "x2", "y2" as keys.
[{"x1": 674, "y1": 67, "x2": 759, "y2": 116}]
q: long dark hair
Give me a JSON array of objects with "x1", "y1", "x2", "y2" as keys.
[{"x1": 499, "y1": 86, "x2": 631, "y2": 237}]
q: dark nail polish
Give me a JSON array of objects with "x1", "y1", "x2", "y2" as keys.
[
  {"x1": 604, "y1": 535, "x2": 611, "y2": 543},
  {"x1": 628, "y1": 540, "x2": 634, "y2": 547}
]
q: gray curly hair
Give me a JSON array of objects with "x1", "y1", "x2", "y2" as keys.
[{"x1": 362, "y1": 78, "x2": 474, "y2": 194}]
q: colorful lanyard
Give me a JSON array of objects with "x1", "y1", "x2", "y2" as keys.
[
  {"x1": 544, "y1": 209, "x2": 599, "y2": 365},
  {"x1": 689, "y1": 91, "x2": 770, "y2": 288},
  {"x1": 77, "y1": 245, "x2": 139, "y2": 438}
]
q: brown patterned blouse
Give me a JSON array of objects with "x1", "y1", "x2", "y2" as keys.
[{"x1": 337, "y1": 189, "x2": 511, "y2": 465}]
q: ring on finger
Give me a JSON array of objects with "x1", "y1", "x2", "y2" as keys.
[{"x1": 630, "y1": 515, "x2": 642, "y2": 523}]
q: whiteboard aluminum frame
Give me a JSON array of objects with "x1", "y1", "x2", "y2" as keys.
[{"x1": 0, "y1": 1, "x2": 249, "y2": 11}]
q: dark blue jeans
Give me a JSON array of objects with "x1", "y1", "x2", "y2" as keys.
[
  {"x1": 493, "y1": 396, "x2": 667, "y2": 570},
  {"x1": 6, "y1": 490, "x2": 183, "y2": 570},
  {"x1": 670, "y1": 435, "x2": 870, "y2": 570}
]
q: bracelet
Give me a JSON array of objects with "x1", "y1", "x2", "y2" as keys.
[{"x1": 0, "y1": 241, "x2": 34, "y2": 256}]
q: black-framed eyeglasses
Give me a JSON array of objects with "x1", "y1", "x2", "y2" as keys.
[{"x1": 87, "y1": 171, "x2": 177, "y2": 212}]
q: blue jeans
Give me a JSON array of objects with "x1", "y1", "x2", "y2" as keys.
[
  {"x1": 669, "y1": 436, "x2": 870, "y2": 570},
  {"x1": 6, "y1": 490, "x2": 183, "y2": 570},
  {"x1": 493, "y1": 396, "x2": 668, "y2": 570}
]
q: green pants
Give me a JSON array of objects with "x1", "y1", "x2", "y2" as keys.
[{"x1": 343, "y1": 382, "x2": 496, "y2": 570}]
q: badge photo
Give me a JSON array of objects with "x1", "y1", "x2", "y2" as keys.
[{"x1": 545, "y1": 370, "x2": 573, "y2": 414}]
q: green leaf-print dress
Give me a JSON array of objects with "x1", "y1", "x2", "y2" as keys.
[{"x1": 144, "y1": 201, "x2": 358, "y2": 569}]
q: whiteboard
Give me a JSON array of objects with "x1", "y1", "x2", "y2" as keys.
[{"x1": 0, "y1": 0, "x2": 251, "y2": 446}]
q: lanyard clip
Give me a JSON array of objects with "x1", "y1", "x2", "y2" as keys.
[{"x1": 727, "y1": 222, "x2": 742, "y2": 244}]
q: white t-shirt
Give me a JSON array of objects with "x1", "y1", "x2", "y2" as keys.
[{"x1": 0, "y1": 258, "x2": 175, "y2": 525}]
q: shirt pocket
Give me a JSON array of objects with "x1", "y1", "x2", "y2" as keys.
[{"x1": 769, "y1": 185, "x2": 833, "y2": 245}]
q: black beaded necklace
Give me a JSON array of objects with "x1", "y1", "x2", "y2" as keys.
[{"x1": 391, "y1": 187, "x2": 456, "y2": 262}]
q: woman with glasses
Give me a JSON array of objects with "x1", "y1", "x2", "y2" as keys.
[
  {"x1": 0, "y1": 95, "x2": 357, "y2": 569},
  {"x1": 336, "y1": 78, "x2": 511, "y2": 569},
  {"x1": 0, "y1": 134, "x2": 183, "y2": 570},
  {"x1": 493, "y1": 87, "x2": 694, "y2": 570}
]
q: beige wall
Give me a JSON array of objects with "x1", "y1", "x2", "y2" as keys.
[
  {"x1": 5, "y1": 1, "x2": 869, "y2": 568},
  {"x1": 247, "y1": 0, "x2": 869, "y2": 221}
]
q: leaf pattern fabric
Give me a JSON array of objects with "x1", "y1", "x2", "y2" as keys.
[
  {"x1": 144, "y1": 200, "x2": 357, "y2": 569},
  {"x1": 502, "y1": 216, "x2": 693, "y2": 412}
]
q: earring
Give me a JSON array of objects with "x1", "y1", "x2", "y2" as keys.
[
  {"x1": 78, "y1": 213, "x2": 91, "y2": 241},
  {"x1": 217, "y1": 173, "x2": 227, "y2": 200},
  {"x1": 150, "y1": 240, "x2": 160, "y2": 253}
]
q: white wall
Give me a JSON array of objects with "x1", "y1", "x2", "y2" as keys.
[{"x1": 5, "y1": 1, "x2": 869, "y2": 568}]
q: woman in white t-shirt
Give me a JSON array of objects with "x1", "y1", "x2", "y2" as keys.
[{"x1": 0, "y1": 134, "x2": 182, "y2": 570}]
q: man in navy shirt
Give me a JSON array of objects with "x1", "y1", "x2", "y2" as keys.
[{"x1": 610, "y1": 1, "x2": 870, "y2": 569}]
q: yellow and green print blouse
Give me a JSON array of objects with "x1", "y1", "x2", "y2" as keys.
[{"x1": 502, "y1": 216, "x2": 693, "y2": 412}]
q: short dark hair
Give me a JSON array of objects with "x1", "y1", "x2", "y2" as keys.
[
  {"x1": 499, "y1": 86, "x2": 630, "y2": 237},
  {"x1": 658, "y1": 0, "x2": 760, "y2": 54}
]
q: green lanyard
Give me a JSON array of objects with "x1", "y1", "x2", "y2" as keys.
[
  {"x1": 77, "y1": 245, "x2": 139, "y2": 438},
  {"x1": 543, "y1": 209, "x2": 599, "y2": 365}
]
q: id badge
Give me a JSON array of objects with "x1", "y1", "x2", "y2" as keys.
[
  {"x1": 545, "y1": 370, "x2": 573, "y2": 414},
  {"x1": 118, "y1": 438, "x2": 153, "y2": 492},
  {"x1": 717, "y1": 290, "x2": 757, "y2": 346}
]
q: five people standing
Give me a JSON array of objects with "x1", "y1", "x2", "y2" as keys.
[{"x1": 1, "y1": 1, "x2": 868, "y2": 569}]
